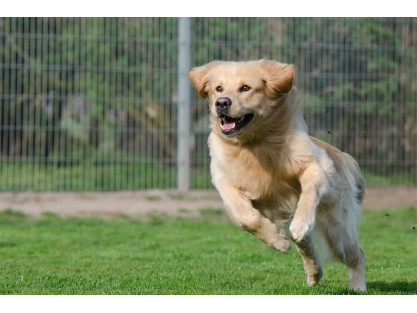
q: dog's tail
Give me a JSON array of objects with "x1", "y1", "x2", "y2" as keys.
[{"x1": 343, "y1": 153, "x2": 366, "y2": 204}]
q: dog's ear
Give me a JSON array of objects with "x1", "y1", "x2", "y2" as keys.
[
  {"x1": 259, "y1": 60, "x2": 294, "y2": 99},
  {"x1": 189, "y1": 61, "x2": 222, "y2": 98}
]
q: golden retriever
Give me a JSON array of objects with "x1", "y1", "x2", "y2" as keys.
[{"x1": 189, "y1": 59, "x2": 366, "y2": 292}]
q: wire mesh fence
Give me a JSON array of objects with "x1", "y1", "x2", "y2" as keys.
[{"x1": 1, "y1": 17, "x2": 416, "y2": 191}]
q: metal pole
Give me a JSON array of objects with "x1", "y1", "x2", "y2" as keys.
[{"x1": 177, "y1": 17, "x2": 191, "y2": 191}]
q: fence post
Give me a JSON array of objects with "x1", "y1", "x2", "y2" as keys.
[{"x1": 177, "y1": 17, "x2": 191, "y2": 191}]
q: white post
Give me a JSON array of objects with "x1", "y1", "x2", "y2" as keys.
[{"x1": 177, "y1": 17, "x2": 191, "y2": 191}]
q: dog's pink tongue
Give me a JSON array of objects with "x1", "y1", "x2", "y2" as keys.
[{"x1": 221, "y1": 121, "x2": 236, "y2": 130}]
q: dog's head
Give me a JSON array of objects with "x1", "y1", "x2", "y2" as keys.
[{"x1": 189, "y1": 59, "x2": 294, "y2": 139}]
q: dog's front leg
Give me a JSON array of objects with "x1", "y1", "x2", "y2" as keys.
[
  {"x1": 218, "y1": 183, "x2": 291, "y2": 253},
  {"x1": 289, "y1": 163, "x2": 328, "y2": 243},
  {"x1": 289, "y1": 163, "x2": 328, "y2": 285}
]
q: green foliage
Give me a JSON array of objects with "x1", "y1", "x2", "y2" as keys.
[
  {"x1": 0, "y1": 207, "x2": 415, "y2": 294},
  {"x1": 1, "y1": 17, "x2": 417, "y2": 189}
]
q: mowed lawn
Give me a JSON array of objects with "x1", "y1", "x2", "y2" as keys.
[{"x1": 0, "y1": 206, "x2": 416, "y2": 295}]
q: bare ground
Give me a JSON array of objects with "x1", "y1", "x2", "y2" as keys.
[{"x1": 0, "y1": 187, "x2": 416, "y2": 219}]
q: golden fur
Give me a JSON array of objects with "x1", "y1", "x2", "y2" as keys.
[{"x1": 189, "y1": 59, "x2": 366, "y2": 291}]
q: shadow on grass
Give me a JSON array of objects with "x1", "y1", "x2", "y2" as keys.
[
  {"x1": 367, "y1": 281, "x2": 417, "y2": 294},
  {"x1": 329, "y1": 280, "x2": 417, "y2": 295}
]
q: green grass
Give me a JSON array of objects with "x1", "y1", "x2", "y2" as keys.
[
  {"x1": 0, "y1": 161, "x2": 212, "y2": 191},
  {"x1": 0, "y1": 207, "x2": 416, "y2": 295},
  {"x1": 363, "y1": 169, "x2": 417, "y2": 186}
]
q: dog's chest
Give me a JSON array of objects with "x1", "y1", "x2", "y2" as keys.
[
  {"x1": 210, "y1": 139, "x2": 300, "y2": 203},
  {"x1": 224, "y1": 156, "x2": 273, "y2": 199}
]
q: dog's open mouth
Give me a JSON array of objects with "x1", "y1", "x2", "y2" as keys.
[{"x1": 219, "y1": 113, "x2": 254, "y2": 136}]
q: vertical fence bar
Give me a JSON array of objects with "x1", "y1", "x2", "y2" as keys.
[{"x1": 177, "y1": 17, "x2": 191, "y2": 191}]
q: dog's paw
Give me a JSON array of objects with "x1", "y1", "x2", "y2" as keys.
[
  {"x1": 289, "y1": 219, "x2": 312, "y2": 243},
  {"x1": 349, "y1": 282, "x2": 367, "y2": 292},
  {"x1": 307, "y1": 267, "x2": 323, "y2": 286},
  {"x1": 268, "y1": 236, "x2": 291, "y2": 253}
]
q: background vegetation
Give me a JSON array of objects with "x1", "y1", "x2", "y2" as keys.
[{"x1": 1, "y1": 17, "x2": 416, "y2": 190}]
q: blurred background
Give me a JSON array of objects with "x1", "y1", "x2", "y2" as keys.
[{"x1": 1, "y1": 17, "x2": 416, "y2": 192}]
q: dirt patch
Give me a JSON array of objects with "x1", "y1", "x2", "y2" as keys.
[
  {"x1": 0, "y1": 190, "x2": 223, "y2": 219},
  {"x1": 361, "y1": 186, "x2": 417, "y2": 210},
  {"x1": 0, "y1": 187, "x2": 416, "y2": 219}
]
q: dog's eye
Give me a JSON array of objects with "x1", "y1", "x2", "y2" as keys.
[
  {"x1": 240, "y1": 85, "x2": 251, "y2": 92},
  {"x1": 216, "y1": 86, "x2": 223, "y2": 92}
]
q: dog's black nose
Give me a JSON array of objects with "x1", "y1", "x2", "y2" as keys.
[{"x1": 215, "y1": 97, "x2": 232, "y2": 112}]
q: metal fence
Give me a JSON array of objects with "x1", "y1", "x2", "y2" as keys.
[{"x1": 1, "y1": 17, "x2": 416, "y2": 191}]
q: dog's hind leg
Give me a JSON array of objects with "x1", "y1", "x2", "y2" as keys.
[
  {"x1": 318, "y1": 216, "x2": 366, "y2": 292},
  {"x1": 346, "y1": 247, "x2": 366, "y2": 292},
  {"x1": 293, "y1": 236, "x2": 323, "y2": 286},
  {"x1": 342, "y1": 219, "x2": 366, "y2": 292}
]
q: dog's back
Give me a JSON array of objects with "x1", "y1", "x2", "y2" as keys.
[{"x1": 310, "y1": 136, "x2": 365, "y2": 204}]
